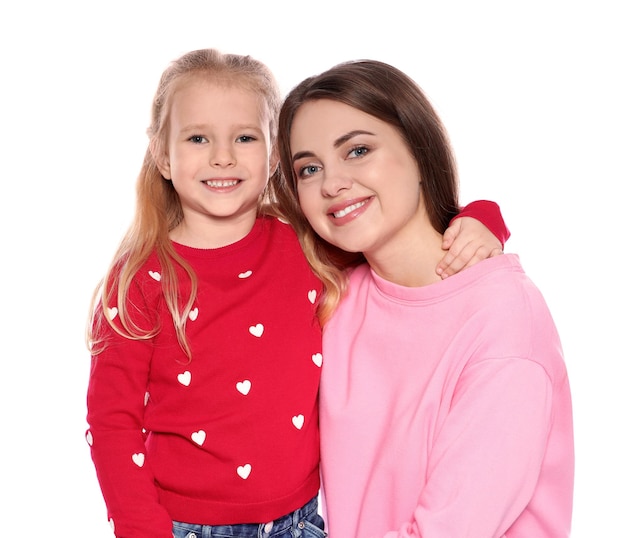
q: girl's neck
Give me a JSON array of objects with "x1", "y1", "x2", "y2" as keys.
[{"x1": 170, "y1": 213, "x2": 258, "y2": 249}]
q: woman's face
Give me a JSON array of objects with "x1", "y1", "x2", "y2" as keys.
[{"x1": 289, "y1": 99, "x2": 423, "y2": 258}]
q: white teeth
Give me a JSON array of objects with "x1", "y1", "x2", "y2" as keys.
[
  {"x1": 205, "y1": 179, "x2": 238, "y2": 187},
  {"x1": 333, "y1": 200, "x2": 366, "y2": 218}
]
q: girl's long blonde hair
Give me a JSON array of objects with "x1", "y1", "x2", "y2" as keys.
[{"x1": 87, "y1": 49, "x2": 282, "y2": 358}]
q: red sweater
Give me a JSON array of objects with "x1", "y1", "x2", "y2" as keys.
[
  {"x1": 86, "y1": 203, "x2": 508, "y2": 537},
  {"x1": 452, "y1": 200, "x2": 510, "y2": 246},
  {"x1": 87, "y1": 217, "x2": 323, "y2": 536}
]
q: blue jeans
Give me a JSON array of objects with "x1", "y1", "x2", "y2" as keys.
[{"x1": 172, "y1": 496, "x2": 326, "y2": 538}]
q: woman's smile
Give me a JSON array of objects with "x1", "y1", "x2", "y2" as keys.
[{"x1": 328, "y1": 197, "x2": 372, "y2": 222}]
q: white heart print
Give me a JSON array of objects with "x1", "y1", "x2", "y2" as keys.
[
  {"x1": 308, "y1": 290, "x2": 317, "y2": 304},
  {"x1": 132, "y1": 453, "x2": 145, "y2": 467},
  {"x1": 189, "y1": 307, "x2": 199, "y2": 321},
  {"x1": 238, "y1": 270, "x2": 252, "y2": 279},
  {"x1": 237, "y1": 463, "x2": 252, "y2": 479},
  {"x1": 85, "y1": 430, "x2": 93, "y2": 446},
  {"x1": 249, "y1": 324, "x2": 264, "y2": 337},
  {"x1": 148, "y1": 270, "x2": 161, "y2": 281},
  {"x1": 107, "y1": 306, "x2": 118, "y2": 320},
  {"x1": 191, "y1": 430, "x2": 206, "y2": 445},
  {"x1": 292, "y1": 415, "x2": 305, "y2": 429},
  {"x1": 312, "y1": 353, "x2": 323, "y2": 367},
  {"x1": 177, "y1": 371, "x2": 191, "y2": 386},
  {"x1": 236, "y1": 380, "x2": 251, "y2": 395}
]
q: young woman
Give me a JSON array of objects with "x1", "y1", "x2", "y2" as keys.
[{"x1": 275, "y1": 59, "x2": 574, "y2": 537}]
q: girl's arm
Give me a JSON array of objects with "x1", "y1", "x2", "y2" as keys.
[
  {"x1": 86, "y1": 275, "x2": 173, "y2": 537},
  {"x1": 437, "y1": 200, "x2": 511, "y2": 278}
]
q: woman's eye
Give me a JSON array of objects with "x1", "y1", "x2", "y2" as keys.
[
  {"x1": 348, "y1": 145, "x2": 368, "y2": 158},
  {"x1": 298, "y1": 164, "x2": 320, "y2": 179}
]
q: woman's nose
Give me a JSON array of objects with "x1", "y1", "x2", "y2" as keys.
[{"x1": 321, "y1": 168, "x2": 352, "y2": 197}]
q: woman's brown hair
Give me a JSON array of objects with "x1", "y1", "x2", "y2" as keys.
[{"x1": 274, "y1": 59, "x2": 459, "y2": 324}]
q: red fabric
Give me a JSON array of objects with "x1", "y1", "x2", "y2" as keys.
[
  {"x1": 453, "y1": 200, "x2": 511, "y2": 246},
  {"x1": 87, "y1": 217, "x2": 322, "y2": 537}
]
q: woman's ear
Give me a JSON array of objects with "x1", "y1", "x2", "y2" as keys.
[{"x1": 150, "y1": 139, "x2": 172, "y2": 180}]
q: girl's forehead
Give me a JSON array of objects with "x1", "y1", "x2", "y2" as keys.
[
  {"x1": 175, "y1": 74, "x2": 249, "y2": 96},
  {"x1": 172, "y1": 75, "x2": 272, "y2": 115},
  {"x1": 165, "y1": 77, "x2": 273, "y2": 137}
]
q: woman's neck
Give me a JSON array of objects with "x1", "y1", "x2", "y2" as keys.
[{"x1": 365, "y1": 210, "x2": 446, "y2": 288}]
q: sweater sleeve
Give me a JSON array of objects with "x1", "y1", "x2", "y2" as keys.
[
  {"x1": 453, "y1": 200, "x2": 511, "y2": 246},
  {"x1": 86, "y1": 276, "x2": 173, "y2": 537},
  {"x1": 381, "y1": 358, "x2": 553, "y2": 538}
]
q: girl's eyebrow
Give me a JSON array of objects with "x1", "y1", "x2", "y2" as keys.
[
  {"x1": 292, "y1": 130, "x2": 375, "y2": 163},
  {"x1": 179, "y1": 123, "x2": 263, "y2": 135},
  {"x1": 178, "y1": 123, "x2": 209, "y2": 135}
]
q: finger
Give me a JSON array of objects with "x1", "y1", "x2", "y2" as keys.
[
  {"x1": 438, "y1": 242, "x2": 476, "y2": 277},
  {"x1": 440, "y1": 245, "x2": 503, "y2": 278},
  {"x1": 440, "y1": 242, "x2": 490, "y2": 277},
  {"x1": 441, "y1": 220, "x2": 461, "y2": 250},
  {"x1": 440, "y1": 250, "x2": 474, "y2": 278},
  {"x1": 436, "y1": 249, "x2": 460, "y2": 276}
]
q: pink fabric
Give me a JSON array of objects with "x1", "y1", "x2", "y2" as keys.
[{"x1": 319, "y1": 254, "x2": 573, "y2": 537}]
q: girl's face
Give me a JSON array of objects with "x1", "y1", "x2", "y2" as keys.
[
  {"x1": 158, "y1": 78, "x2": 276, "y2": 247},
  {"x1": 290, "y1": 99, "x2": 423, "y2": 259}
]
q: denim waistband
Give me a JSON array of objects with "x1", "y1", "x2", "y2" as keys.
[
  {"x1": 172, "y1": 495, "x2": 320, "y2": 537},
  {"x1": 260, "y1": 495, "x2": 319, "y2": 534}
]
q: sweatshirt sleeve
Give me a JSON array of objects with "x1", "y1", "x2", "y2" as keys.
[
  {"x1": 453, "y1": 200, "x2": 511, "y2": 246},
  {"x1": 86, "y1": 275, "x2": 174, "y2": 537},
  {"x1": 381, "y1": 358, "x2": 553, "y2": 538}
]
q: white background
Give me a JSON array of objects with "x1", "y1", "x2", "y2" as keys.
[{"x1": 1, "y1": 1, "x2": 623, "y2": 536}]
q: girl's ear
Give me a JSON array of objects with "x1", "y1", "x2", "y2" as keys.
[
  {"x1": 269, "y1": 146, "x2": 280, "y2": 177},
  {"x1": 150, "y1": 139, "x2": 171, "y2": 180}
]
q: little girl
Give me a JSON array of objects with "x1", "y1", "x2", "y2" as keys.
[{"x1": 85, "y1": 48, "x2": 508, "y2": 537}]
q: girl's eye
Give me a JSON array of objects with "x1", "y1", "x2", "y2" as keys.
[
  {"x1": 189, "y1": 135, "x2": 207, "y2": 144},
  {"x1": 237, "y1": 135, "x2": 256, "y2": 143},
  {"x1": 297, "y1": 164, "x2": 321, "y2": 179},
  {"x1": 347, "y1": 145, "x2": 368, "y2": 158}
]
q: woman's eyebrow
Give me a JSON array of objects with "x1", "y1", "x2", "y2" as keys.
[
  {"x1": 292, "y1": 130, "x2": 375, "y2": 162},
  {"x1": 333, "y1": 130, "x2": 374, "y2": 148},
  {"x1": 292, "y1": 150, "x2": 315, "y2": 162}
]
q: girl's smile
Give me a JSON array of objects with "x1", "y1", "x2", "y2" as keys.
[{"x1": 157, "y1": 79, "x2": 276, "y2": 248}]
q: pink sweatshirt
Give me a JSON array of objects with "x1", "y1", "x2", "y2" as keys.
[{"x1": 319, "y1": 254, "x2": 574, "y2": 537}]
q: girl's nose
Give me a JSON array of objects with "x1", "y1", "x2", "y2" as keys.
[{"x1": 209, "y1": 144, "x2": 236, "y2": 167}]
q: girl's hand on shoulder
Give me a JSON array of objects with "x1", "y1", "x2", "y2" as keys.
[{"x1": 436, "y1": 217, "x2": 503, "y2": 279}]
